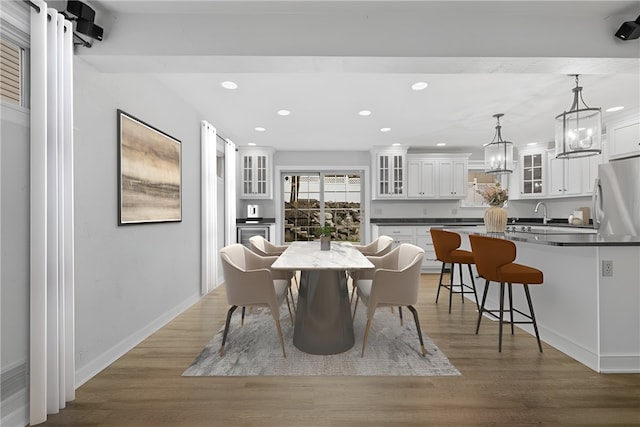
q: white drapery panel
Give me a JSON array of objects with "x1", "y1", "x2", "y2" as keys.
[
  {"x1": 200, "y1": 121, "x2": 218, "y2": 295},
  {"x1": 224, "y1": 139, "x2": 237, "y2": 246},
  {"x1": 30, "y1": 1, "x2": 75, "y2": 424}
]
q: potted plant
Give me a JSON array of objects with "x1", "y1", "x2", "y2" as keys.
[{"x1": 315, "y1": 223, "x2": 335, "y2": 251}]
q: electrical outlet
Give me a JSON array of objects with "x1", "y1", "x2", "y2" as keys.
[
  {"x1": 423, "y1": 208, "x2": 428, "y2": 215},
  {"x1": 451, "y1": 208, "x2": 458, "y2": 215},
  {"x1": 602, "y1": 260, "x2": 613, "y2": 277}
]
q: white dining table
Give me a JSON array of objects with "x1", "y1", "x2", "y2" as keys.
[{"x1": 271, "y1": 241, "x2": 374, "y2": 355}]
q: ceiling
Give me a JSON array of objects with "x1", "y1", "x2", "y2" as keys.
[{"x1": 74, "y1": 0, "x2": 640, "y2": 155}]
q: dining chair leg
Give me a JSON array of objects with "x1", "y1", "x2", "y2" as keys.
[
  {"x1": 476, "y1": 279, "x2": 490, "y2": 334},
  {"x1": 274, "y1": 318, "x2": 286, "y2": 358},
  {"x1": 285, "y1": 294, "x2": 294, "y2": 325},
  {"x1": 498, "y1": 282, "x2": 505, "y2": 352},
  {"x1": 220, "y1": 305, "x2": 238, "y2": 356},
  {"x1": 352, "y1": 294, "x2": 359, "y2": 317},
  {"x1": 435, "y1": 262, "x2": 446, "y2": 303},
  {"x1": 524, "y1": 284, "x2": 543, "y2": 353},
  {"x1": 361, "y1": 318, "x2": 373, "y2": 357},
  {"x1": 241, "y1": 306, "x2": 246, "y2": 326},
  {"x1": 468, "y1": 264, "x2": 479, "y2": 312},
  {"x1": 507, "y1": 283, "x2": 515, "y2": 335},
  {"x1": 407, "y1": 305, "x2": 426, "y2": 356},
  {"x1": 288, "y1": 285, "x2": 296, "y2": 311},
  {"x1": 398, "y1": 306, "x2": 403, "y2": 326}
]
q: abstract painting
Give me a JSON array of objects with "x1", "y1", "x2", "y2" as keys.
[{"x1": 118, "y1": 110, "x2": 181, "y2": 224}]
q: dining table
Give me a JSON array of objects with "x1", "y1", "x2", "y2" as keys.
[{"x1": 271, "y1": 241, "x2": 374, "y2": 355}]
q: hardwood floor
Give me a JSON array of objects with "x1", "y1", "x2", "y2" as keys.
[{"x1": 41, "y1": 274, "x2": 640, "y2": 426}]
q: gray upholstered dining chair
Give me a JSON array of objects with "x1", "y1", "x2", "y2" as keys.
[
  {"x1": 219, "y1": 244, "x2": 294, "y2": 357},
  {"x1": 249, "y1": 235, "x2": 299, "y2": 293},
  {"x1": 352, "y1": 243, "x2": 426, "y2": 357},
  {"x1": 349, "y1": 235, "x2": 394, "y2": 302}
]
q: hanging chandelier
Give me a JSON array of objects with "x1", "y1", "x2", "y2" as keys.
[
  {"x1": 484, "y1": 113, "x2": 514, "y2": 174},
  {"x1": 555, "y1": 74, "x2": 602, "y2": 159}
]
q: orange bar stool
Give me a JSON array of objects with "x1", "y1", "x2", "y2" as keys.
[
  {"x1": 469, "y1": 234, "x2": 544, "y2": 352},
  {"x1": 430, "y1": 229, "x2": 479, "y2": 313}
]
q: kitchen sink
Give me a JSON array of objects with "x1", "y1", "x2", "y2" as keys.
[{"x1": 505, "y1": 225, "x2": 597, "y2": 235}]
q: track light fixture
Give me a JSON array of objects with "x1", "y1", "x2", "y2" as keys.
[{"x1": 615, "y1": 15, "x2": 640, "y2": 40}]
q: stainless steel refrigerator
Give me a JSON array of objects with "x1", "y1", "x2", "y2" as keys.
[{"x1": 593, "y1": 155, "x2": 640, "y2": 236}]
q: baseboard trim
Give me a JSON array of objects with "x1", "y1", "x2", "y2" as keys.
[
  {"x1": 599, "y1": 354, "x2": 640, "y2": 374},
  {"x1": 75, "y1": 294, "x2": 201, "y2": 387},
  {"x1": 1, "y1": 389, "x2": 28, "y2": 427}
]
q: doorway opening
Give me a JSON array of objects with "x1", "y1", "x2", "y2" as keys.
[{"x1": 282, "y1": 172, "x2": 363, "y2": 243}]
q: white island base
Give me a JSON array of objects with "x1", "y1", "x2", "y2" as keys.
[{"x1": 455, "y1": 235, "x2": 640, "y2": 373}]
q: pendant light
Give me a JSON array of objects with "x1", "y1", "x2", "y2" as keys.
[
  {"x1": 484, "y1": 113, "x2": 514, "y2": 174},
  {"x1": 555, "y1": 74, "x2": 602, "y2": 159}
]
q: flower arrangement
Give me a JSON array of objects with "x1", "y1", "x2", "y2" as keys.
[{"x1": 478, "y1": 182, "x2": 508, "y2": 206}]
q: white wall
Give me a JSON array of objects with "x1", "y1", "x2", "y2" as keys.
[{"x1": 73, "y1": 59, "x2": 203, "y2": 384}]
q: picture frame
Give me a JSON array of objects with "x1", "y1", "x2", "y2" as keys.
[{"x1": 117, "y1": 109, "x2": 182, "y2": 225}]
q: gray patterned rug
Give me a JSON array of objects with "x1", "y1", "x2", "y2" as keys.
[{"x1": 183, "y1": 302, "x2": 460, "y2": 377}]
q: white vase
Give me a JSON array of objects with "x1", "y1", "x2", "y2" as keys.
[{"x1": 484, "y1": 205, "x2": 507, "y2": 233}]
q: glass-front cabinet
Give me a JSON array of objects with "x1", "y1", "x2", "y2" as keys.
[
  {"x1": 372, "y1": 147, "x2": 408, "y2": 199},
  {"x1": 238, "y1": 147, "x2": 274, "y2": 199},
  {"x1": 518, "y1": 147, "x2": 546, "y2": 197}
]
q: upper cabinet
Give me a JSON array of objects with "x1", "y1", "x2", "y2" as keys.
[
  {"x1": 548, "y1": 154, "x2": 584, "y2": 197},
  {"x1": 517, "y1": 147, "x2": 546, "y2": 198},
  {"x1": 407, "y1": 158, "x2": 437, "y2": 198},
  {"x1": 372, "y1": 147, "x2": 408, "y2": 199},
  {"x1": 406, "y1": 153, "x2": 469, "y2": 199},
  {"x1": 607, "y1": 113, "x2": 640, "y2": 160},
  {"x1": 238, "y1": 147, "x2": 274, "y2": 199}
]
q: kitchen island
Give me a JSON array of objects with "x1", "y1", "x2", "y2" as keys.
[{"x1": 444, "y1": 226, "x2": 640, "y2": 373}]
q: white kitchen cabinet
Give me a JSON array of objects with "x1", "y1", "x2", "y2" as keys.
[
  {"x1": 372, "y1": 147, "x2": 408, "y2": 199},
  {"x1": 548, "y1": 155, "x2": 583, "y2": 197},
  {"x1": 238, "y1": 147, "x2": 274, "y2": 199},
  {"x1": 518, "y1": 147, "x2": 546, "y2": 197},
  {"x1": 372, "y1": 225, "x2": 440, "y2": 271},
  {"x1": 406, "y1": 154, "x2": 469, "y2": 199},
  {"x1": 407, "y1": 159, "x2": 437, "y2": 198},
  {"x1": 607, "y1": 114, "x2": 640, "y2": 160},
  {"x1": 416, "y1": 227, "x2": 439, "y2": 270},
  {"x1": 438, "y1": 159, "x2": 468, "y2": 198},
  {"x1": 376, "y1": 226, "x2": 415, "y2": 247}
]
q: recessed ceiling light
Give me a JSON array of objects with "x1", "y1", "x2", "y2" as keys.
[
  {"x1": 255, "y1": 127, "x2": 266, "y2": 132},
  {"x1": 380, "y1": 127, "x2": 391, "y2": 132},
  {"x1": 436, "y1": 143, "x2": 446, "y2": 147},
  {"x1": 606, "y1": 106, "x2": 625, "y2": 112},
  {"x1": 359, "y1": 110, "x2": 372, "y2": 116},
  {"x1": 411, "y1": 81, "x2": 428, "y2": 91},
  {"x1": 391, "y1": 143, "x2": 401, "y2": 146},
  {"x1": 221, "y1": 81, "x2": 238, "y2": 90},
  {"x1": 527, "y1": 142, "x2": 538, "y2": 146},
  {"x1": 277, "y1": 109, "x2": 291, "y2": 116},
  {"x1": 248, "y1": 142, "x2": 256, "y2": 146}
]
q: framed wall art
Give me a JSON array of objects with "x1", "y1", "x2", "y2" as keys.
[{"x1": 117, "y1": 109, "x2": 182, "y2": 225}]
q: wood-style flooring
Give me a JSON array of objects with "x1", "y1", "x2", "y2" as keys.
[{"x1": 40, "y1": 274, "x2": 640, "y2": 426}]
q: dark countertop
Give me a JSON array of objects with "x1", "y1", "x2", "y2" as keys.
[
  {"x1": 236, "y1": 218, "x2": 275, "y2": 224},
  {"x1": 371, "y1": 217, "x2": 594, "y2": 228},
  {"x1": 441, "y1": 225, "x2": 640, "y2": 247}
]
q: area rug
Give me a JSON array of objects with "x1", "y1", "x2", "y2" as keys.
[{"x1": 182, "y1": 302, "x2": 460, "y2": 377}]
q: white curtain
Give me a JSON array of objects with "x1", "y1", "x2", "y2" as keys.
[
  {"x1": 200, "y1": 121, "x2": 218, "y2": 295},
  {"x1": 224, "y1": 139, "x2": 237, "y2": 246},
  {"x1": 30, "y1": 1, "x2": 75, "y2": 424}
]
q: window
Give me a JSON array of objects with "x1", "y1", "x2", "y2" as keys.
[
  {"x1": 283, "y1": 172, "x2": 363, "y2": 243},
  {"x1": 462, "y1": 170, "x2": 509, "y2": 207},
  {"x1": 0, "y1": 38, "x2": 23, "y2": 106}
]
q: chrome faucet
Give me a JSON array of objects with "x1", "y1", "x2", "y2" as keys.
[{"x1": 534, "y1": 201, "x2": 549, "y2": 225}]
